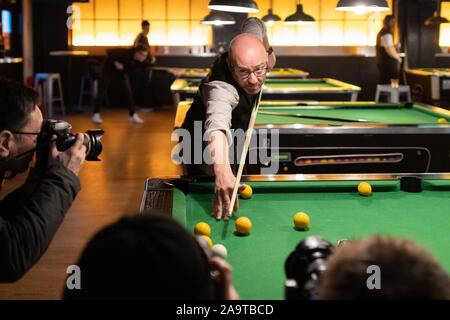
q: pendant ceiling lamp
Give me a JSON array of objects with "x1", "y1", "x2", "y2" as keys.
[
  {"x1": 335, "y1": 0, "x2": 390, "y2": 14},
  {"x1": 262, "y1": 9, "x2": 281, "y2": 26},
  {"x1": 262, "y1": 0, "x2": 281, "y2": 26},
  {"x1": 284, "y1": 3, "x2": 316, "y2": 25},
  {"x1": 201, "y1": 10, "x2": 236, "y2": 25},
  {"x1": 207, "y1": 0, "x2": 259, "y2": 13},
  {"x1": 425, "y1": 1, "x2": 449, "y2": 26}
]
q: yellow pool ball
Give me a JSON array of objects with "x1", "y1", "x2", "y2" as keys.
[
  {"x1": 194, "y1": 222, "x2": 211, "y2": 237},
  {"x1": 438, "y1": 118, "x2": 447, "y2": 123},
  {"x1": 294, "y1": 212, "x2": 310, "y2": 230},
  {"x1": 358, "y1": 182, "x2": 372, "y2": 196},
  {"x1": 201, "y1": 235, "x2": 213, "y2": 248},
  {"x1": 239, "y1": 184, "x2": 253, "y2": 199},
  {"x1": 235, "y1": 217, "x2": 252, "y2": 235}
]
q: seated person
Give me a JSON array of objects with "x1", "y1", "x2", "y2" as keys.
[
  {"x1": 63, "y1": 212, "x2": 239, "y2": 300},
  {"x1": 0, "y1": 77, "x2": 86, "y2": 282},
  {"x1": 318, "y1": 236, "x2": 450, "y2": 299},
  {"x1": 92, "y1": 45, "x2": 150, "y2": 124}
]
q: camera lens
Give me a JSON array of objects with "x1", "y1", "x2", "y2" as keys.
[
  {"x1": 56, "y1": 130, "x2": 104, "y2": 161},
  {"x1": 84, "y1": 130, "x2": 104, "y2": 161}
]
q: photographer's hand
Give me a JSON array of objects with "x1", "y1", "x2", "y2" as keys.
[
  {"x1": 209, "y1": 256, "x2": 240, "y2": 300},
  {"x1": 48, "y1": 134, "x2": 86, "y2": 176}
]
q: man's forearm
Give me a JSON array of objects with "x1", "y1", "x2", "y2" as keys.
[{"x1": 210, "y1": 130, "x2": 232, "y2": 176}]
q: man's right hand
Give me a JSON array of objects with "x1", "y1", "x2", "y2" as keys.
[
  {"x1": 48, "y1": 134, "x2": 86, "y2": 176},
  {"x1": 114, "y1": 61, "x2": 124, "y2": 70},
  {"x1": 212, "y1": 165, "x2": 246, "y2": 221}
]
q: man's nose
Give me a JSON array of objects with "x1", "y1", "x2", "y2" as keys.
[{"x1": 247, "y1": 72, "x2": 258, "y2": 84}]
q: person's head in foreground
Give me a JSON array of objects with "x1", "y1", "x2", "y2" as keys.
[
  {"x1": 63, "y1": 212, "x2": 238, "y2": 300},
  {"x1": 227, "y1": 33, "x2": 268, "y2": 95},
  {"x1": 319, "y1": 236, "x2": 450, "y2": 299}
]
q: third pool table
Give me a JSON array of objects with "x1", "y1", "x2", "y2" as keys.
[{"x1": 171, "y1": 78, "x2": 361, "y2": 102}]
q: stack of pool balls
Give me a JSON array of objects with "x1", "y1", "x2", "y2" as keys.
[{"x1": 194, "y1": 222, "x2": 228, "y2": 259}]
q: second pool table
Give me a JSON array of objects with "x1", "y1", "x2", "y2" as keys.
[{"x1": 173, "y1": 100, "x2": 450, "y2": 174}]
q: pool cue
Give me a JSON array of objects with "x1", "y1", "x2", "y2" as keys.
[
  {"x1": 227, "y1": 89, "x2": 263, "y2": 218},
  {"x1": 258, "y1": 111, "x2": 379, "y2": 123},
  {"x1": 285, "y1": 102, "x2": 413, "y2": 109}
]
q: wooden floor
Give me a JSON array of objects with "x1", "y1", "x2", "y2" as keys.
[{"x1": 0, "y1": 106, "x2": 182, "y2": 299}]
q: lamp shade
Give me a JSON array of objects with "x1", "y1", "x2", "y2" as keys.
[
  {"x1": 262, "y1": 9, "x2": 281, "y2": 24},
  {"x1": 208, "y1": 0, "x2": 259, "y2": 13},
  {"x1": 284, "y1": 4, "x2": 316, "y2": 25},
  {"x1": 335, "y1": 0, "x2": 390, "y2": 13},
  {"x1": 201, "y1": 10, "x2": 236, "y2": 25},
  {"x1": 425, "y1": 11, "x2": 450, "y2": 26}
]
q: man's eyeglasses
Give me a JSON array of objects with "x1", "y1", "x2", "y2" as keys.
[
  {"x1": 10, "y1": 131, "x2": 41, "y2": 136},
  {"x1": 232, "y1": 64, "x2": 268, "y2": 80}
]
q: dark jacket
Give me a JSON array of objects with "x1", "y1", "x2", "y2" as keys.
[{"x1": 0, "y1": 165, "x2": 81, "y2": 282}]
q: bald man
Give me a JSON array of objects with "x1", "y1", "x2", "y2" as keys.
[{"x1": 181, "y1": 32, "x2": 268, "y2": 220}]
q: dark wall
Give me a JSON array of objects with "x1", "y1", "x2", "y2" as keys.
[
  {"x1": 212, "y1": 12, "x2": 248, "y2": 54},
  {"x1": 398, "y1": 0, "x2": 440, "y2": 68},
  {"x1": 0, "y1": 0, "x2": 23, "y2": 81},
  {"x1": 32, "y1": 0, "x2": 69, "y2": 73}
]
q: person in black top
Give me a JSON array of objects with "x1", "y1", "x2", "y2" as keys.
[
  {"x1": 92, "y1": 45, "x2": 149, "y2": 124},
  {"x1": 63, "y1": 213, "x2": 239, "y2": 300},
  {"x1": 376, "y1": 15, "x2": 403, "y2": 84},
  {"x1": 0, "y1": 78, "x2": 85, "y2": 282}
]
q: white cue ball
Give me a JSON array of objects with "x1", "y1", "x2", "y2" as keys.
[{"x1": 212, "y1": 244, "x2": 228, "y2": 259}]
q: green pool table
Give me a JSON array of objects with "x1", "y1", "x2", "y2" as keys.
[
  {"x1": 173, "y1": 100, "x2": 450, "y2": 174},
  {"x1": 405, "y1": 68, "x2": 450, "y2": 105},
  {"x1": 154, "y1": 67, "x2": 309, "y2": 79},
  {"x1": 171, "y1": 78, "x2": 361, "y2": 102},
  {"x1": 140, "y1": 173, "x2": 450, "y2": 300}
]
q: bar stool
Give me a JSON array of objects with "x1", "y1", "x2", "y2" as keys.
[
  {"x1": 34, "y1": 73, "x2": 65, "y2": 118},
  {"x1": 375, "y1": 84, "x2": 412, "y2": 103}
]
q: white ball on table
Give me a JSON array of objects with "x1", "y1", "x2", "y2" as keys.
[{"x1": 212, "y1": 244, "x2": 228, "y2": 260}]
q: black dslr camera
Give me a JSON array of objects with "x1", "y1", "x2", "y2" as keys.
[
  {"x1": 35, "y1": 120, "x2": 104, "y2": 174},
  {"x1": 284, "y1": 236, "x2": 335, "y2": 300}
]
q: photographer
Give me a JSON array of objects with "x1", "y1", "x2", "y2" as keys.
[
  {"x1": 285, "y1": 236, "x2": 450, "y2": 300},
  {"x1": 0, "y1": 78, "x2": 86, "y2": 282}
]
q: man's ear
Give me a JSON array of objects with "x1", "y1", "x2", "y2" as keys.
[{"x1": 0, "y1": 130, "x2": 13, "y2": 158}]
